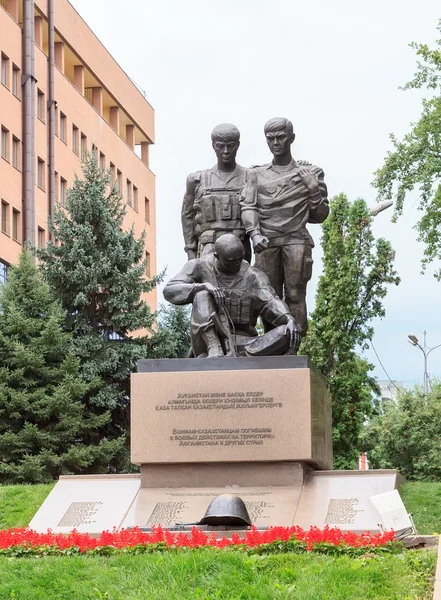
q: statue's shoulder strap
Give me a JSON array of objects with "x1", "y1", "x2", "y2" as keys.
[
  {"x1": 249, "y1": 162, "x2": 271, "y2": 170},
  {"x1": 296, "y1": 159, "x2": 323, "y2": 175},
  {"x1": 187, "y1": 170, "x2": 202, "y2": 186}
]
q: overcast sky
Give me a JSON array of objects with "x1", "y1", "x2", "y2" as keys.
[{"x1": 70, "y1": 0, "x2": 441, "y2": 388}]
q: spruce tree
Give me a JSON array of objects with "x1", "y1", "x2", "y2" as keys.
[
  {"x1": 37, "y1": 153, "x2": 158, "y2": 470},
  {"x1": 301, "y1": 194, "x2": 400, "y2": 469},
  {"x1": 0, "y1": 249, "x2": 121, "y2": 483},
  {"x1": 146, "y1": 304, "x2": 191, "y2": 359}
]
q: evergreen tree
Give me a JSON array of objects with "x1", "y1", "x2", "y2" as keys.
[
  {"x1": 0, "y1": 249, "x2": 121, "y2": 483},
  {"x1": 145, "y1": 303, "x2": 191, "y2": 359},
  {"x1": 301, "y1": 194, "x2": 400, "y2": 469},
  {"x1": 37, "y1": 154, "x2": 159, "y2": 470}
]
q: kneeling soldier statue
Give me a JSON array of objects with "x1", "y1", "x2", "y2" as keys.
[{"x1": 163, "y1": 234, "x2": 301, "y2": 358}]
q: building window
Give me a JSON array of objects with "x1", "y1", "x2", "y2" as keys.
[
  {"x1": 60, "y1": 177, "x2": 67, "y2": 206},
  {"x1": 55, "y1": 107, "x2": 59, "y2": 136},
  {"x1": 0, "y1": 260, "x2": 7, "y2": 286},
  {"x1": 12, "y1": 209, "x2": 20, "y2": 242},
  {"x1": 99, "y1": 152, "x2": 105, "y2": 170},
  {"x1": 37, "y1": 89, "x2": 45, "y2": 122},
  {"x1": 117, "y1": 169, "x2": 122, "y2": 194},
  {"x1": 12, "y1": 136, "x2": 20, "y2": 170},
  {"x1": 1, "y1": 53, "x2": 9, "y2": 88},
  {"x1": 1, "y1": 127, "x2": 9, "y2": 161},
  {"x1": 72, "y1": 124, "x2": 79, "y2": 154},
  {"x1": 145, "y1": 251, "x2": 151, "y2": 276},
  {"x1": 144, "y1": 197, "x2": 150, "y2": 223},
  {"x1": 1, "y1": 200, "x2": 9, "y2": 235},
  {"x1": 60, "y1": 112, "x2": 66, "y2": 143},
  {"x1": 37, "y1": 158, "x2": 45, "y2": 190},
  {"x1": 12, "y1": 64, "x2": 20, "y2": 98},
  {"x1": 38, "y1": 227, "x2": 45, "y2": 248},
  {"x1": 126, "y1": 179, "x2": 132, "y2": 206},
  {"x1": 81, "y1": 133, "x2": 87, "y2": 159},
  {"x1": 133, "y1": 186, "x2": 138, "y2": 211}
]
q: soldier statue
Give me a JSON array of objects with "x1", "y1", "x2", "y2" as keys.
[
  {"x1": 181, "y1": 123, "x2": 251, "y2": 262},
  {"x1": 240, "y1": 117, "x2": 329, "y2": 336},
  {"x1": 163, "y1": 234, "x2": 301, "y2": 358}
]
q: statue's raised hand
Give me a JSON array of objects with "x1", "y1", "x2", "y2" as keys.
[{"x1": 298, "y1": 166, "x2": 319, "y2": 194}]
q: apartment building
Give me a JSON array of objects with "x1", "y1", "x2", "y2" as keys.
[{"x1": 0, "y1": 0, "x2": 156, "y2": 309}]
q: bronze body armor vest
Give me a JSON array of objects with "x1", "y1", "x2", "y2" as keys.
[{"x1": 193, "y1": 169, "x2": 245, "y2": 238}]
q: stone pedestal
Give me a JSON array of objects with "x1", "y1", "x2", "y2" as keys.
[{"x1": 132, "y1": 356, "x2": 333, "y2": 473}]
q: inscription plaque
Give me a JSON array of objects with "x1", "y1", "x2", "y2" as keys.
[
  {"x1": 324, "y1": 498, "x2": 359, "y2": 525},
  {"x1": 58, "y1": 501, "x2": 103, "y2": 527},
  {"x1": 245, "y1": 501, "x2": 275, "y2": 523},
  {"x1": 146, "y1": 502, "x2": 186, "y2": 526},
  {"x1": 131, "y1": 368, "x2": 333, "y2": 468}
]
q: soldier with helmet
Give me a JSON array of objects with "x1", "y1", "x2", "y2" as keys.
[
  {"x1": 164, "y1": 234, "x2": 301, "y2": 358},
  {"x1": 181, "y1": 123, "x2": 251, "y2": 262}
]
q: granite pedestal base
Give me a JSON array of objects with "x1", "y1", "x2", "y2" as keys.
[
  {"x1": 29, "y1": 358, "x2": 404, "y2": 535},
  {"x1": 132, "y1": 356, "x2": 333, "y2": 470}
]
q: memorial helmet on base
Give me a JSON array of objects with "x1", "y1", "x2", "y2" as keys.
[{"x1": 199, "y1": 494, "x2": 252, "y2": 527}]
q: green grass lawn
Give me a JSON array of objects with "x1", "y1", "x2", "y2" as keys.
[
  {"x1": 401, "y1": 482, "x2": 441, "y2": 534},
  {"x1": 0, "y1": 549, "x2": 437, "y2": 600},
  {"x1": 0, "y1": 481, "x2": 439, "y2": 599},
  {"x1": 0, "y1": 483, "x2": 55, "y2": 529}
]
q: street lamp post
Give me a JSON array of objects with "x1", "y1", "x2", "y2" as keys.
[
  {"x1": 369, "y1": 200, "x2": 393, "y2": 217},
  {"x1": 407, "y1": 331, "x2": 441, "y2": 401}
]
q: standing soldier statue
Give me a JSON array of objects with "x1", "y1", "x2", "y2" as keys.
[
  {"x1": 240, "y1": 117, "x2": 329, "y2": 336},
  {"x1": 181, "y1": 123, "x2": 251, "y2": 262}
]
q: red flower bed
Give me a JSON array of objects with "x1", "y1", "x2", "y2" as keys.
[{"x1": 0, "y1": 525, "x2": 400, "y2": 557}]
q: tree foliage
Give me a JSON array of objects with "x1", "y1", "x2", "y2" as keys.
[
  {"x1": 301, "y1": 194, "x2": 400, "y2": 469},
  {"x1": 362, "y1": 382, "x2": 441, "y2": 481},
  {"x1": 0, "y1": 249, "x2": 122, "y2": 483},
  {"x1": 373, "y1": 20, "x2": 441, "y2": 278},
  {"x1": 145, "y1": 303, "x2": 191, "y2": 359},
  {"x1": 37, "y1": 154, "x2": 159, "y2": 469}
]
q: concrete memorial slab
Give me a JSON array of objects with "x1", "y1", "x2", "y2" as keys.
[
  {"x1": 294, "y1": 470, "x2": 404, "y2": 532},
  {"x1": 29, "y1": 474, "x2": 141, "y2": 534},
  {"x1": 121, "y1": 486, "x2": 303, "y2": 530}
]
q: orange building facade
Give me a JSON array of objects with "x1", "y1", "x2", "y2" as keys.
[{"x1": 0, "y1": 0, "x2": 156, "y2": 310}]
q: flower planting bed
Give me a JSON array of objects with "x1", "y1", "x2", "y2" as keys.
[{"x1": 0, "y1": 525, "x2": 401, "y2": 557}]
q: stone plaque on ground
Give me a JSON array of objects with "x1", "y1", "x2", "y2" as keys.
[
  {"x1": 121, "y1": 486, "x2": 303, "y2": 529},
  {"x1": 294, "y1": 470, "x2": 403, "y2": 532},
  {"x1": 30, "y1": 470, "x2": 403, "y2": 535},
  {"x1": 29, "y1": 475, "x2": 141, "y2": 534},
  {"x1": 131, "y1": 357, "x2": 332, "y2": 469}
]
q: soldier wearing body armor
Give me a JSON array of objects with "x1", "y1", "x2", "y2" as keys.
[
  {"x1": 181, "y1": 124, "x2": 250, "y2": 262},
  {"x1": 240, "y1": 117, "x2": 329, "y2": 337},
  {"x1": 163, "y1": 234, "x2": 301, "y2": 358}
]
